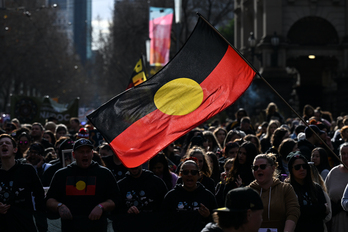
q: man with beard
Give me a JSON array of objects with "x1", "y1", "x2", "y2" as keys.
[{"x1": 0, "y1": 134, "x2": 47, "y2": 232}]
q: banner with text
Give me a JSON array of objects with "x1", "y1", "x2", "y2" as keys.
[{"x1": 10, "y1": 95, "x2": 79, "y2": 125}]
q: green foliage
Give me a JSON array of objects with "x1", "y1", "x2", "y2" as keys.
[{"x1": 218, "y1": 19, "x2": 234, "y2": 45}]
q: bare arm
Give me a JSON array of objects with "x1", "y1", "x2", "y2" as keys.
[
  {"x1": 284, "y1": 219, "x2": 296, "y2": 232},
  {"x1": 46, "y1": 198, "x2": 72, "y2": 220},
  {"x1": 88, "y1": 199, "x2": 115, "y2": 220}
]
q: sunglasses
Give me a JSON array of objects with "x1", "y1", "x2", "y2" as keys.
[
  {"x1": 293, "y1": 163, "x2": 309, "y2": 171},
  {"x1": 181, "y1": 170, "x2": 199, "y2": 176},
  {"x1": 251, "y1": 164, "x2": 269, "y2": 171},
  {"x1": 19, "y1": 140, "x2": 29, "y2": 145}
]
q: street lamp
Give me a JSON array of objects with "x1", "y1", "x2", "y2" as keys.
[
  {"x1": 271, "y1": 31, "x2": 279, "y2": 67},
  {"x1": 248, "y1": 32, "x2": 262, "y2": 65}
]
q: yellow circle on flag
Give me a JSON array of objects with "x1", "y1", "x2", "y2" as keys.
[
  {"x1": 154, "y1": 78, "x2": 204, "y2": 116},
  {"x1": 76, "y1": 180, "x2": 86, "y2": 190}
]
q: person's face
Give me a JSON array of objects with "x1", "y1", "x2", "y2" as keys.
[
  {"x1": 241, "y1": 122, "x2": 250, "y2": 131},
  {"x1": 31, "y1": 125, "x2": 42, "y2": 137},
  {"x1": 26, "y1": 149, "x2": 41, "y2": 165},
  {"x1": 70, "y1": 120, "x2": 79, "y2": 129},
  {"x1": 43, "y1": 133, "x2": 52, "y2": 143},
  {"x1": 207, "y1": 138, "x2": 213, "y2": 150},
  {"x1": 238, "y1": 147, "x2": 247, "y2": 165},
  {"x1": 18, "y1": 137, "x2": 30, "y2": 151},
  {"x1": 202, "y1": 139, "x2": 209, "y2": 149},
  {"x1": 237, "y1": 112, "x2": 246, "y2": 120},
  {"x1": 56, "y1": 130, "x2": 67, "y2": 140},
  {"x1": 73, "y1": 146, "x2": 93, "y2": 169},
  {"x1": 0, "y1": 137, "x2": 17, "y2": 159},
  {"x1": 152, "y1": 162, "x2": 164, "y2": 176},
  {"x1": 292, "y1": 144, "x2": 299, "y2": 152},
  {"x1": 292, "y1": 159, "x2": 308, "y2": 183},
  {"x1": 311, "y1": 150, "x2": 320, "y2": 166},
  {"x1": 253, "y1": 158, "x2": 274, "y2": 186},
  {"x1": 247, "y1": 209, "x2": 263, "y2": 232},
  {"x1": 180, "y1": 163, "x2": 200, "y2": 191},
  {"x1": 192, "y1": 152, "x2": 204, "y2": 170},
  {"x1": 167, "y1": 143, "x2": 174, "y2": 152},
  {"x1": 314, "y1": 111, "x2": 321, "y2": 120},
  {"x1": 216, "y1": 130, "x2": 226, "y2": 144},
  {"x1": 227, "y1": 147, "x2": 238, "y2": 159},
  {"x1": 129, "y1": 166, "x2": 142, "y2": 178},
  {"x1": 340, "y1": 146, "x2": 348, "y2": 167},
  {"x1": 250, "y1": 138, "x2": 258, "y2": 150},
  {"x1": 269, "y1": 123, "x2": 278, "y2": 135}
]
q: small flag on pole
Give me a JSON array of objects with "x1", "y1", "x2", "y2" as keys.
[
  {"x1": 126, "y1": 55, "x2": 147, "y2": 90},
  {"x1": 87, "y1": 14, "x2": 256, "y2": 168}
]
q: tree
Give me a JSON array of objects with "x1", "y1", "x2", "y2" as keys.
[{"x1": 0, "y1": 0, "x2": 89, "y2": 112}]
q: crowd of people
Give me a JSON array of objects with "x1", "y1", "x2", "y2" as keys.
[{"x1": 1, "y1": 102, "x2": 348, "y2": 232}]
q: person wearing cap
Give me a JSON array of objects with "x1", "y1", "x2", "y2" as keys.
[
  {"x1": 298, "y1": 125, "x2": 325, "y2": 160},
  {"x1": 46, "y1": 138, "x2": 120, "y2": 232},
  {"x1": 249, "y1": 153, "x2": 300, "y2": 232},
  {"x1": 201, "y1": 187, "x2": 263, "y2": 232},
  {"x1": 285, "y1": 151, "x2": 329, "y2": 232},
  {"x1": 0, "y1": 134, "x2": 47, "y2": 232},
  {"x1": 25, "y1": 142, "x2": 52, "y2": 181}
]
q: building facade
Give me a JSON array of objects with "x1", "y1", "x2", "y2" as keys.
[
  {"x1": 234, "y1": 0, "x2": 348, "y2": 119},
  {"x1": 48, "y1": 0, "x2": 92, "y2": 64}
]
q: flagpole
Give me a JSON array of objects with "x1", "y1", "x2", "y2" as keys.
[{"x1": 197, "y1": 13, "x2": 346, "y2": 169}]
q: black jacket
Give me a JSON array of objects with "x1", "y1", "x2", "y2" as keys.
[{"x1": 0, "y1": 161, "x2": 47, "y2": 232}]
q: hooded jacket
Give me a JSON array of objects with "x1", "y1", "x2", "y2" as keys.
[{"x1": 249, "y1": 178, "x2": 300, "y2": 231}]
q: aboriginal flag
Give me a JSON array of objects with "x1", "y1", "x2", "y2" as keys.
[
  {"x1": 87, "y1": 14, "x2": 256, "y2": 168},
  {"x1": 66, "y1": 176, "x2": 96, "y2": 196},
  {"x1": 126, "y1": 55, "x2": 147, "y2": 90}
]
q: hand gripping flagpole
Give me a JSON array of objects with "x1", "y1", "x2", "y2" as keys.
[{"x1": 197, "y1": 13, "x2": 347, "y2": 170}]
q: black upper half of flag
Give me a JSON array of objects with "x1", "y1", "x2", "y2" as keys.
[{"x1": 88, "y1": 16, "x2": 229, "y2": 143}]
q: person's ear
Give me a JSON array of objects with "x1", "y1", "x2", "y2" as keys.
[{"x1": 72, "y1": 151, "x2": 76, "y2": 159}]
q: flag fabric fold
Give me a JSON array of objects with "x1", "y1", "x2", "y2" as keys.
[{"x1": 87, "y1": 15, "x2": 256, "y2": 168}]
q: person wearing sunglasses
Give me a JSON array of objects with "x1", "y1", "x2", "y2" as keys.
[
  {"x1": 249, "y1": 153, "x2": 300, "y2": 232},
  {"x1": 286, "y1": 151, "x2": 329, "y2": 232},
  {"x1": 162, "y1": 160, "x2": 217, "y2": 231},
  {"x1": 16, "y1": 132, "x2": 31, "y2": 159}
]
